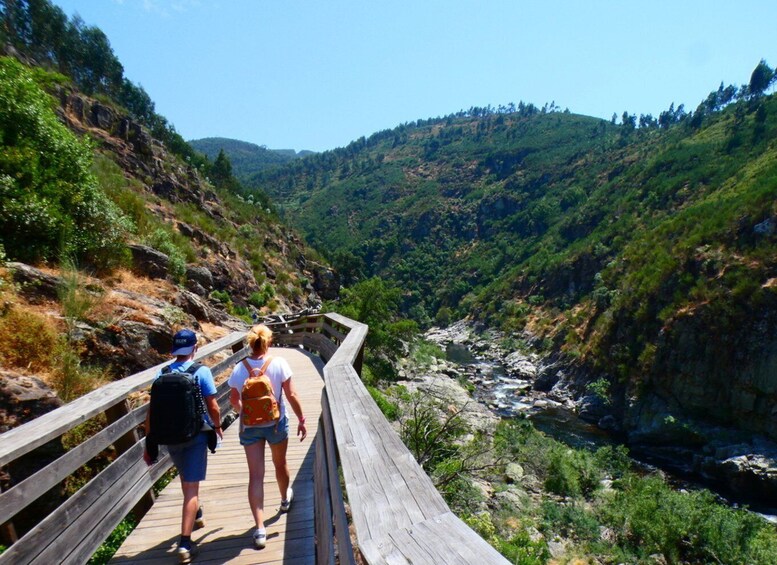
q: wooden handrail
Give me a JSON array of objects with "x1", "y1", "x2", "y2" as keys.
[
  {"x1": 0, "y1": 312, "x2": 507, "y2": 564},
  {"x1": 291, "y1": 313, "x2": 508, "y2": 564},
  {"x1": 0, "y1": 331, "x2": 246, "y2": 564}
]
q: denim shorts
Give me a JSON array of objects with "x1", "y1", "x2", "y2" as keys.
[
  {"x1": 168, "y1": 432, "x2": 208, "y2": 482},
  {"x1": 239, "y1": 416, "x2": 289, "y2": 446}
]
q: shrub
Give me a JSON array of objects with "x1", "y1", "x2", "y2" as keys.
[
  {"x1": 87, "y1": 514, "x2": 138, "y2": 564},
  {"x1": 497, "y1": 529, "x2": 549, "y2": 565},
  {"x1": 0, "y1": 306, "x2": 58, "y2": 372},
  {"x1": 0, "y1": 58, "x2": 131, "y2": 269},
  {"x1": 366, "y1": 385, "x2": 399, "y2": 420},
  {"x1": 58, "y1": 260, "x2": 101, "y2": 335},
  {"x1": 599, "y1": 473, "x2": 777, "y2": 564},
  {"x1": 143, "y1": 228, "x2": 187, "y2": 283},
  {"x1": 540, "y1": 500, "x2": 600, "y2": 542},
  {"x1": 50, "y1": 337, "x2": 108, "y2": 402},
  {"x1": 210, "y1": 289, "x2": 231, "y2": 305}
]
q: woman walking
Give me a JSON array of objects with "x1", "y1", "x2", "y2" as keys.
[{"x1": 228, "y1": 324, "x2": 307, "y2": 549}]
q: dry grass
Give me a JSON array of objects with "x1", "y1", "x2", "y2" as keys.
[
  {"x1": 104, "y1": 269, "x2": 178, "y2": 301},
  {"x1": 0, "y1": 305, "x2": 60, "y2": 374}
]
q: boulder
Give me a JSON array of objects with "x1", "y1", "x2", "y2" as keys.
[
  {"x1": 175, "y1": 289, "x2": 228, "y2": 324},
  {"x1": 185, "y1": 265, "x2": 214, "y2": 292},
  {"x1": 128, "y1": 244, "x2": 169, "y2": 280},
  {"x1": 0, "y1": 371, "x2": 62, "y2": 432},
  {"x1": 6, "y1": 262, "x2": 61, "y2": 303},
  {"x1": 308, "y1": 261, "x2": 340, "y2": 300},
  {"x1": 505, "y1": 462, "x2": 525, "y2": 483}
]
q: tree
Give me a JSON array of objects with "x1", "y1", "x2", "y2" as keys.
[
  {"x1": 749, "y1": 59, "x2": 774, "y2": 98},
  {"x1": 211, "y1": 149, "x2": 233, "y2": 187}
]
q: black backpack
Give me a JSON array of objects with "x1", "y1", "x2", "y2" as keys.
[{"x1": 149, "y1": 363, "x2": 205, "y2": 445}]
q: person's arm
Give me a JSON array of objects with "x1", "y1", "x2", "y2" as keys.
[
  {"x1": 282, "y1": 378, "x2": 307, "y2": 441},
  {"x1": 142, "y1": 409, "x2": 154, "y2": 465},
  {"x1": 205, "y1": 395, "x2": 223, "y2": 439},
  {"x1": 229, "y1": 387, "x2": 241, "y2": 414}
]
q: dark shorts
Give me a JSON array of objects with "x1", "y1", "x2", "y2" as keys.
[
  {"x1": 168, "y1": 432, "x2": 208, "y2": 482},
  {"x1": 239, "y1": 416, "x2": 289, "y2": 446}
]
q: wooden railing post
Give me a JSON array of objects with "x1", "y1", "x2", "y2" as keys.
[
  {"x1": 0, "y1": 484, "x2": 18, "y2": 547},
  {"x1": 353, "y1": 341, "x2": 365, "y2": 377},
  {"x1": 105, "y1": 400, "x2": 155, "y2": 519}
]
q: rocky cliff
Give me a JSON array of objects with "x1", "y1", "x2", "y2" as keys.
[{"x1": 0, "y1": 86, "x2": 339, "y2": 431}]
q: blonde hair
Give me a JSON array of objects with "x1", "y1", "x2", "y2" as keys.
[{"x1": 247, "y1": 324, "x2": 273, "y2": 356}]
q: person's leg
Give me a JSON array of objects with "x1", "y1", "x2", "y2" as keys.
[
  {"x1": 269, "y1": 438, "x2": 290, "y2": 500},
  {"x1": 244, "y1": 439, "x2": 267, "y2": 529},
  {"x1": 180, "y1": 480, "x2": 200, "y2": 536}
]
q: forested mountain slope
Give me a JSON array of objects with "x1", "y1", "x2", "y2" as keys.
[
  {"x1": 0, "y1": 2, "x2": 337, "y2": 411},
  {"x1": 189, "y1": 137, "x2": 312, "y2": 182},
  {"x1": 251, "y1": 82, "x2": 777, "y2": 446}
]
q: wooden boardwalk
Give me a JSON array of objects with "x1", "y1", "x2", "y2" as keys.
[{"x1": 111, "y1": 348, "x2": 325, "y2": 565}]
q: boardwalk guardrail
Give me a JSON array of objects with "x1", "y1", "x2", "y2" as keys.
[
  {"x1": 0, "y1": 331, "x2": 248, "y2": 564},
  {"x1": 269, "y1": 313, "x2": 508, "y2": 564},
  {"x1": 0, "y1": 312, "x2": 508, "y2": 564}
]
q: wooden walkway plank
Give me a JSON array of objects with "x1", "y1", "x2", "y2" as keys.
[{"x1": 110, "y1": 348, "x2": 324, "y2": 565}]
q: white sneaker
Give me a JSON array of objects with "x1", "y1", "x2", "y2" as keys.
[
  {"x1": 177, "y1": 540, "x2": 197, "y2": 563},
  {"x1": 253, "y1": 528, "x2": 267, "y2": 549},
  {"x1": 280, "y1": 487, "x2": 293, "y2": 513},
  {"x1": 194, "y1": 506, "x2": 205, "y2": 530}
]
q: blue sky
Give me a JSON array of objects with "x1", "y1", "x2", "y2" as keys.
[{"x1": 54, "y1": 0, "x2": 776, "y2": 153}]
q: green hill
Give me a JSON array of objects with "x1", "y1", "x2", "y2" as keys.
[
  {"x1": 189, "y1": 137, "x2": 311, "y2": 182},
  {"x1": 252, "y1": 87, "x2": 777, "y2": 440}
]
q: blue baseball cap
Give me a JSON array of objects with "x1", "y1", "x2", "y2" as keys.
[{"x1": 171, "y1": 329, "x2": 197, "y2": 356}]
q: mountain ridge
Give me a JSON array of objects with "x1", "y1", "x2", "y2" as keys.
[
  {"x1": 189, "y1": 136, "x2": 314, "y2": 181},
  {"x1": 244, "y1": 83, "x2": 777, "y2": 455}
]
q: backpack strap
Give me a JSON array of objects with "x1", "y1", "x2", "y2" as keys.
[
  {"x1": 180, "y1": 362, "x2": 206, "y2": 419},
  {"x1": 241, "y1": 357, "x2": 274, "y2": 378}
]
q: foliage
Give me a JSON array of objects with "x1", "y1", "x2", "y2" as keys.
[
  {"x1": 366, "y1": 384, "x2": 399, "y2": 420},
  {"x1": 324, "y1": 277, "x2": 419, "y2": 380},
  {"x1": 598, "y1": 474, "x2": 777, "y2": 564},
  {"x1": 410, "y1": 339, "x2": 445, "y2": 365},
  {"x1": 585, "y1": 377, "x2": 611, "y2": 405},
  {"x1": 87, "y1": 513, "x2": 138, "y2": 565},
  {"x1": 0, "y1": 57, "x2": 131, "y2": 268},
  {"x1": 142, "y1": 228, "x2": 188, "y2": 283},
  {"x1": 0, "y1": 305, "x2": 58, "y2": 372},
  {"x1": 58, "y1": 258, "x2": 101, "y2": 335},
  {"x1": 0, "y1": 303, "x2": 106, "y2": 400}
]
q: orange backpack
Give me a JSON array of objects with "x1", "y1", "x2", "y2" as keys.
[{"x1": 240, "y1": 357, "x2": 280, "y2": 427}]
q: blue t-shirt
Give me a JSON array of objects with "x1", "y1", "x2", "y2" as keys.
[{"x1": 156, "y1": 360, "x2": 217, "y2": 427}]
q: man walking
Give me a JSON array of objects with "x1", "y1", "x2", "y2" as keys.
[{"x1": 144, "y1": 328, "x2": 222, "y2": 563}]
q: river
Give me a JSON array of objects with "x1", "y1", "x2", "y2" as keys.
[{"x1": 444, "y1": 342, "x2": 777, "y2": 522}]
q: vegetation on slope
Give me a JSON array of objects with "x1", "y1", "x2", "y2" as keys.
[
  {"x1": 189, "y1": 137, "x2": 308, "y2": 182},
  {"x1": 251, "y1": 65, "x2": 777, "y2": 412}
]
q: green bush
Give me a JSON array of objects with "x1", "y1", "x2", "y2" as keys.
[
  {"x1": 497, "y1": 529, "x2": 549, "y2": 565},
  {"x1": 0, "y1": 58, "x2": 130, "y2": 269},
  {"x1": 366, "y1": 385, "x2": 399, "y2": 420},
  {"x1": 143, "y1": 228, "x2": 187, "y2": 283},
  {"x1": 540, "y1": 500, "x2": 600, "y2": 542},
  {"x1": 210, "y1": 289, "x2": 231, "y2": 304},
  {"x1": 599, "y1": 474, "x2": 777, "y2": 564},
  {"x1": 87, "y1": 515, "x2": 137, "y2": 564}
]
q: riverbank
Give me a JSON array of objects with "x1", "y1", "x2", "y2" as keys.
[
  {"x1": 387, "y1": 324, "x2": 777, "y2": 563},
  {"x1": 416, "y1": 320, "x2": 777, "y2": 515}
]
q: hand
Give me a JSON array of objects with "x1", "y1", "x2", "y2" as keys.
[
  {"x1": 297, "y1": 420, "x2": 307, "y2": 441},
  {"x1": 216, "y1": 427, "x2": 224, "y2": 440},
  {"x1": 143, "y1": 449, "x2": 155, "y2": 466}
]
